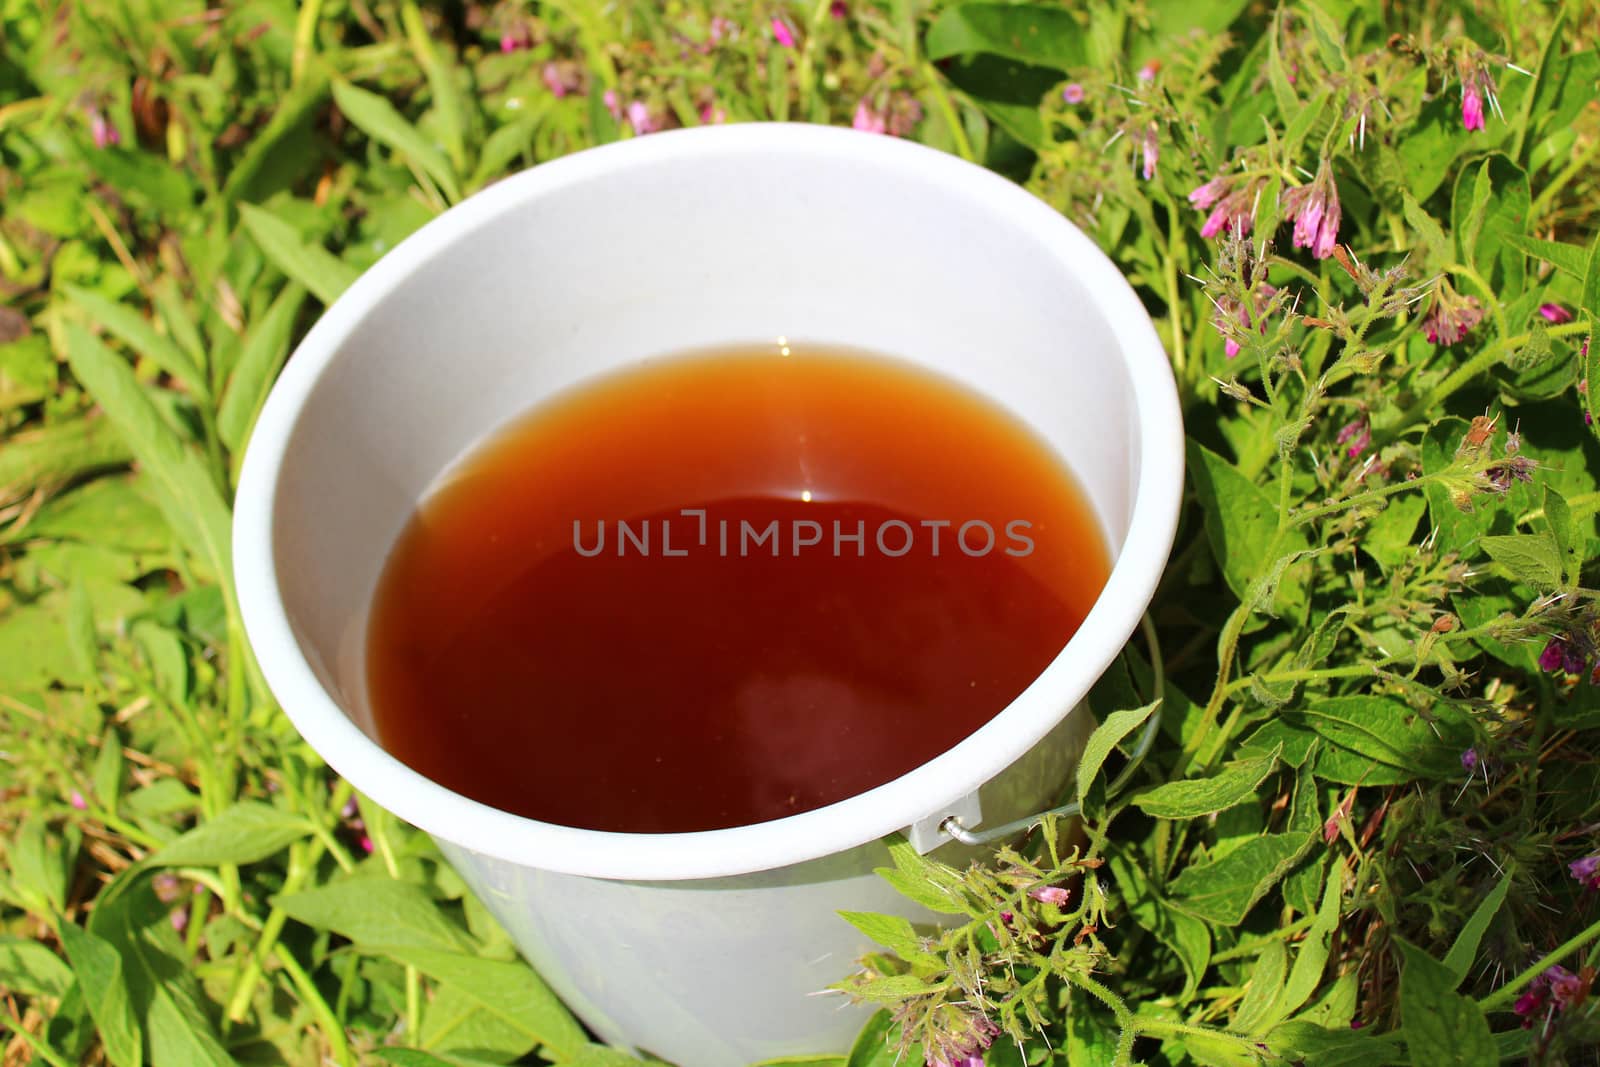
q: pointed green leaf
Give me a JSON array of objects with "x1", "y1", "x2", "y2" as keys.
[
  {"x1": 1132, "y1": 745, "x2": 1279, "y2": 820},
  {"x1": 275, "y1": 879, "x2": 473, "y2": 953},
  {"x1": 61, "y1": 287, "x2": 207, "y2": 398},
  {"x1": 1480, "y1": 532, "x2": 1562, "y2": 590},
  {"x1": 1442, "y1": 874, "x2": 1512, "y2": 985},
  {"x1": 147, "y1": 802, "x2": 314, "y2": 868},
  {"x1": 332, "y1": 80, "x2": 461, "y2": 202},
  {"x1": 1077, "y1": 700, "x2": 1160, "y2": 807},
  {"x1": 57, "y1": 924, "x2": 142, "y2": 1067},
  {"x1": 239, "y1": 204, "x2": 361, "y2": 307},
  {"x1": 372, "y1": 946, "x2": 586, "y2": 1060},
  {"x1": 1169, "y1": 832, "x2": 1311, "y2": 925},
  {"x1": 1396, "y1": 939, "x2": 1495, "y2": 1067}
]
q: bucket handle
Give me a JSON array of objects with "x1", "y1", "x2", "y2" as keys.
[{"x1": 935, "y1": 613, "x2": 1165, "y2": 848}]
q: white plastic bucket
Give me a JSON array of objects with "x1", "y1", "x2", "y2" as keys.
[{"x1": 234, "y1": 123, "x2": 1183, "y2": 1065}]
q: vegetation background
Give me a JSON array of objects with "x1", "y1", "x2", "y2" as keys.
[{"x1": 1, "y1": 0, "x2": 1597, "y2": 1065}]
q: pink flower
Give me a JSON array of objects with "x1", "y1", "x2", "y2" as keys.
[
  {"x1": 340, "y1": 796, "x2": 359, "y2": 819},
  {"x1": 771, "y1": 17, "x2": 796, "y2": 48},
  {"x1": 154, "y1": 873, "x2": 183, "y2": 904},
  {"x1": 70, "y1": 790, "x2": 87, "y2": 810},
  {"x1": 1188, "y1": 176, "x2": 1228, "y2": 211},
  {"x1": 602, "y1": 89, "x2": 620, "y2": 119},
  {"x1": 1461, "y1": 80, "x2": 1484, "y2": 131},
  {"x1": 830, "y1": 0, "x2": 847, "y2": 16},
  {"x1": 1423, "y1": 284, "x2": 1484, "y2": 345},
  {"x1": 1281, "y1": 161, "x2": 1341, "y2": 259},
  {"x1": 1540, "y1": 635, "x2": 1586, "y2": 676},
  {"x1": 1189, "y1": 175, "x2": 1262, "y2": 240},
  {"x1": 1062, "y1": 82, "x2": 1085, "y2": 105},
  {"x1": 1137, "y1": 60, "x2": 1158, "y2": 83},
  {"x1": 1571, "y1": 854, "x2": 1600, "y2": 890},
  {"x1": 709, "y1": 16, "x2": 735, "y2": 44},
  {"x1": 852, "y1": 100, "x2": 887, "y2": 134},
  {"x1": 1514, "y1": 965, "x2": 1586, "y2": 1026},
  {"x1": 625, "y1": 100, "x2": 661, "y2": 136},
  {"x1": 699, "y1": 102, "x2": 726, "y2": 125},
  {"x1": 1540, "y1": 302, "x2": 1574, "y2": 324},
  {"x1": 1460, "y1": 748, "x2": 1479, "y2": 772},
  {"x1": 1336, "y1": 418, "x2": 1371, "y2": 458},
  {"x1": 1140, "y1": 128, "x2": 1159, "y2": 181},
  {"x1": 169, "y1": 908, "x2": 188, "y2": 933},
  {"x1": 88, "y1": 110, "x2": 119, "y2": 149},
  {"x1": 929, "y1": 1058, "x2": 983, "y2": 1067},
  {"x1": 499, "y1": 28, "x2": 531, "y2": 54},
  {"x1": 358, "y1": 835, "x2": 374, "y2": 854},
  {"x1": 1029, "y1": 885, "x2": 1070, "y2": 905}
]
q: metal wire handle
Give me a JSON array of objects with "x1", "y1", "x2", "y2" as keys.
[{"x1": 939, "y1": 613, "x2": 1165, "y2": 846}]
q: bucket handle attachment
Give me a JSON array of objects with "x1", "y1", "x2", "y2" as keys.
[{"x1": 931, "y1": 613, "x2": 1165, "y2": 850}]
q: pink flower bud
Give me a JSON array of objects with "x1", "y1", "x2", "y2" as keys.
[{"x1": 770, "y1": 17, "x2": 796, "y2": 48}]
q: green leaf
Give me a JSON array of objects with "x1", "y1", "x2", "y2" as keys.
[
  {"x1": 1395, "y1": 939, "x2": 1495, "y2": 1067},
  {"x1": 565, "y1": 1046, "x2": 644, "y2": 1067},
  {"x1": 1584, "y1": 231, "x2": 1600, "y2": 323},
  {"x1": 1543, "y1": 485, "x2": 1580, "y2": 589},
  {"x1": 1396, "y1": 95, "x2": 1465, "y2": 202},
  {"x1": 1442, "y1": 873, "x2": 1512, "y2": 985},
  {"x1": 0, "y1": 935, "x2": 74, "y2": 998},
  {"x1": 1265, "y1": 1022, "x2": 1399, "y2": 1067},
  {"x1": 935, "y1": 54, "x2": 1054, "y2": 150},
  {"x1": 1107, "y1": 847, "x2": 1211, "y2": 1002},
  {"x1": 222, "y1": 73, "x2": 331, "y2": 205},
  {"x1": 400, "y1": 1, "x2": 469, "y2": 175},
  {"x1": 1187, "y1": 442, "x2": 1307, "y2": 613},
  {"x1": 1300, "y1": 696, "x2": 1465, "y2": 781},
  {"x1": 275, "y1": 879, "x2": 473, "y2": 953},
  {"x1": 82, "y1": 147, "x2": 194, "y2": 217},
  {"x1": 62, "y1": 324, "x2": 233, "y2": 587},
  {"x1": 6, "y1": 815, "x2": 75, "y2": 917},
  {"x1": 238, "y1": 203, "x2": 361, "y2": 307},
  {"x1": 1503, "y1": 234, "x2": 1588, "y2": 279},
  {"x1": 61, "y1": 286, "x2": 207, "y2": 398},
  {"x1": 419, "y1": 981, "x2": 535, "y2": 1060},
  {"x1": 1128, "y1": 0, "x2": 1251, "y2": 62},
  {"x1": 216, "y1": 282, "x2": 307, "y2": 452},
  {"x1": 1131, "y1": 745, "x2": 1279, "y2": 819},
  {"x1": 1479, "y1": 532, "x2": 1562, "y2": 590},
  {"x1": 924, "y1": 4, "x2": 1088, "y2": 70},
  {"x1": 1064, "y1": 1006, "x2": 1118, "y2": 1066},
  {"x1": 92, "y1": 728, "x2": 125, "y2": 808},
  {"x1": 1587, "y1": 323, "x2": 1600, "y2": 440},
  {"x1": 66, "y1": 579, "x2": 98, "y2": 683},
  {"x1": 1274, "y1": 872, "x2": 1343, "y2": 1026},
  {"x1": 838, "y1": 912, "x2": 940, "y2": 967},
  {"x1": 1402, "y1": 192, "x2": 1449, "y2": 266},
  {"x1": 19, "y1": 476, "x2": 171, "y2": 554},
  {"x1": 332, "y1": 80, "x2": 462, "y2": 203},
  {"x1": 0, "y1": 334, "x2": 58, "y2": 409},
  {"x1": 147, "y1": 801, "x2": 314, "y2": 868},
  {"x1": 1077, "y1": 700, "x2": 1160, "y2": 807},
  {"x1": 1169, "y1": 832, "x2": 1311, "y2": 925},
  {"x1": 373, "y1": 947, "x2": 586, "y2": 1061},
  {"x1": 56, "y1": 924, "x2": 142, "y2": 1067},
  {"x1": 1233, "y1": 939, "x2": 1287, "y2": 1034},
  {"x1": 0, "y1": 417, "x2": 133, "y2": 496},
  {"x1": 1451, "y1": 155, "x2": 1529, "y2": 296},
  {"x1": 846, "y1": 1009, "x2": 918, "y2": 1067}
]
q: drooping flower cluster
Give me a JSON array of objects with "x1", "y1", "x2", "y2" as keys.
[
  {"x1": 1280, "y1": 161, "x2": 1342, "y2": 259},
  {"x1": 1336, "y1": 416, "x2": 1371, "y2": 458},
  {"x1": 1423, "y1": 281, "x2": 1485, "y2": 345},
  {"x1": 1459, "y1": 62, "x2": 1501, "y2": 131},
  {"x1": 852, "y1": 94, "x2": 923, "y2": 138},
  {"x1": 1188, "y1": 173, "x2": 1264, "y2": 240},
  {"x1": 1513, "y1": 965, "x2": 1591, "y2": 1027}
]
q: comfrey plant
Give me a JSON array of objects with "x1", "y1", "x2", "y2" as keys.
[{"x1": 831, "y1": 2, "x2": 1600, "y2": 1065}]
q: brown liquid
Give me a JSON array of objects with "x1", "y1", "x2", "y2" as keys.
[{"x1": 366, "y1": 345, "x2": 1110, "y2": 833}]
